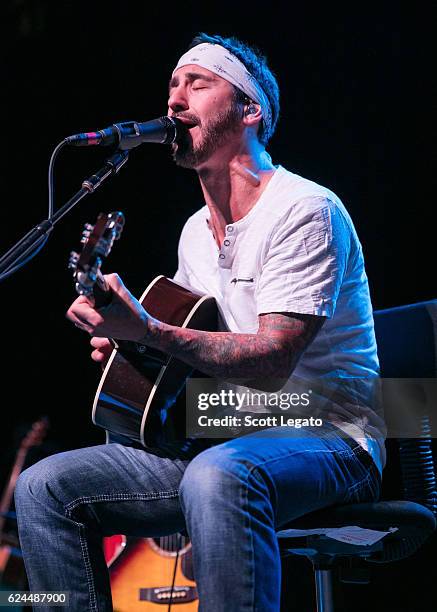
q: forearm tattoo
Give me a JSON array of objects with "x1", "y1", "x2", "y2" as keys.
[{"x1": 144, "y1": 313, "x2": 325, "y2": 379}]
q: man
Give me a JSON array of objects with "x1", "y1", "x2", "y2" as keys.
[{"x1": 15, "y1": 33, "x2": 385, "y2": 611}]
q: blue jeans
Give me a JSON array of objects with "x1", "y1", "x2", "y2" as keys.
[{"x1": 15, "y1": 424, "x2": 381, "y2": 611}]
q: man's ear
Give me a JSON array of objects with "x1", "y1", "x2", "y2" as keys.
[{"x1": 242, "y1": 102, "x2": 263, "y2": 128}]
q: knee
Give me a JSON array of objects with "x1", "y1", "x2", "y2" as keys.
[
  {"x1": 179, "y1": 445, "x2": 255, "y2": 506},
  {"x1": 15, "y1": 453, "x2": 70, "y2": 510}
]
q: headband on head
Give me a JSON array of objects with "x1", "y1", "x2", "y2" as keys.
[{"x1": 173, "y1": 42, "x2": 272, "y2": 136}]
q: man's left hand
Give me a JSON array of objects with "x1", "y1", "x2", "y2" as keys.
[{"x1": 66, "y1": 273, "x2": 150, "y2": 342}]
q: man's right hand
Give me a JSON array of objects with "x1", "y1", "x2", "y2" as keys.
[{"x1": 90, "y1": 337, "x2": 113, "y2": 365}]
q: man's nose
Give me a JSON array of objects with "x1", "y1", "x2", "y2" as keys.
[{"x1": 168, "y1": 86, "x2": 189, "y2": 114}]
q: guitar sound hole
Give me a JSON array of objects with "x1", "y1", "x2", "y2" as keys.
[{"x1": 149, "y1": 534, "x2": 190, "y2": 557}]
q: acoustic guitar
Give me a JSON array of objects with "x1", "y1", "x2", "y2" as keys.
[
  {"x1": 69, "y1": 211, "x2": 217, "y2": 450},
  {"x1": 103, "y1": 534, "x2": 197, "y2": 611},
  {"x1": 0, "y1": 417, "x2": 49, "y2": 588}
]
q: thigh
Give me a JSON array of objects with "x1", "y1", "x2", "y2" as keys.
[
  {"x1": 203, "y1": 424, "x2": 380, "y2": 527},
  {"x1": 16, "y1": 442, "x2": 190, "y2": 537}
]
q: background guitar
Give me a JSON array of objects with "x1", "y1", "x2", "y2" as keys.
[
  {"x1": 0, "y1": 417, "x2": 50, "y2": 590},
  {"x1": 104, "y1": 534, "x2": 197, "y2": 611}
]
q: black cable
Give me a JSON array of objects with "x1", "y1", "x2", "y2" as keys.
[
  {"x1": 0, "y1": 236, "x2": 48, "y2": 281},
  {"x1": 167, "y1": 541, "x2": 181, "y2": 612},
  {"x1": 0, "y1": 140, "x2": 66, "y2": 282},
  {"x1": 48, "y1": 140, "x2": 67, "y2": 218}
]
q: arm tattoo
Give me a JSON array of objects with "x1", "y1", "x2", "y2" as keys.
[{"x1": 144, "y1": 312, "x2": 325, "y2": 380}]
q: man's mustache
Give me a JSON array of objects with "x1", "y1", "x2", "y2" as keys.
[{"x1": 175, "y1": 113, "x2": 201, "y2": 128}]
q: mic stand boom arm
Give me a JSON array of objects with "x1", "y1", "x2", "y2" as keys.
[{"x1": 0, "y1": 149, "x2": 129, "y2": 279}]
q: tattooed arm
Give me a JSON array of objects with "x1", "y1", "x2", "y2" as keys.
[
  {"x1": 67, "y1": 274, "x2": 325, "y2": 379},
  {"x1": 144, "y1": 312, "x2": 325, "y2": 380}
]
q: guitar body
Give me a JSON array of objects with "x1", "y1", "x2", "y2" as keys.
[
  {"x1": 104, "y1": 535, "x2": 198, "y2": 611},
  {"x1": 0, "y1": 544, "x2": 26, "y2": 590},
  {"x1": 92, "y1": 276, "x2": 217, "y2": 449}
]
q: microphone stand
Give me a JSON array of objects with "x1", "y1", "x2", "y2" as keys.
[{"x1": 0, "y1": 148, "x2": 129, "y2": 279}]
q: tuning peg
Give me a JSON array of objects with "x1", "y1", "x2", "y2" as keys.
[
  {"x1": 81, "y1": 224, "x2": 94, "y2": 243},
  {"x1": 68, "y1": 251, "x2": 79, "y2": 270},
  {"x1": 75, "y1": 281, "x2": 92, "y2": 296},
  {"x1": 108, "y1": 211, "x2": 125, "y2": 239}
]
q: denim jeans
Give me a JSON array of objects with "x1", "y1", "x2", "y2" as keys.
[{"x1": 15, "y1": 423, "x2": 381, "y2": 611}]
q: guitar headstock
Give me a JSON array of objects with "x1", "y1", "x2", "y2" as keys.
[
  {"x1": 21, "y1": 417, "x2": 50, "y2": 451},
  {"x1": 69, "y1": 211, "x2": 125, "y2": 296}
]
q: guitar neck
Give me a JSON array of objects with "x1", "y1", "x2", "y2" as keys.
[
  {"x1": 92, "y1": 272, "x2": 135, "y2": 354},
  {"x1": 93, "y1": 270, "x2": 113, "y2": 309},
  {"x1": 0, "y1": 447, "x2": 29, "y2": 536}
]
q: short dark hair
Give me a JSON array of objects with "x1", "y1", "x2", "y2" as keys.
[{"x1": 187, "y1": 33, "x2": 280, "y2": 146}]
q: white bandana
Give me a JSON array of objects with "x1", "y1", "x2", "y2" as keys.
[{"x1": 173, "y1": 42, "x2": 272, "y2": 136}]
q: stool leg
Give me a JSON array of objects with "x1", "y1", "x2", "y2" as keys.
[{"x1": 314, "y1": 568, "x2": 334, "y2": 612}]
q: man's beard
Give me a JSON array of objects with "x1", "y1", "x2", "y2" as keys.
[{"x1": 172, "y1": 103, "x2": 241, "y2": 169}]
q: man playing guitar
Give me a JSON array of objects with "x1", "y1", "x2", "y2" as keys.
[{"x1": 15, "y1": 33, "x2": 385, "y2": 611}]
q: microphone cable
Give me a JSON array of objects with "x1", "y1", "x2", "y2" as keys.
[{"x1": 0, "y1": 139, "x2": 67, "y2": 281}]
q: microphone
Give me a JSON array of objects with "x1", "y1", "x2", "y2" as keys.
[{"x1": 65, "y1": 116, "x2": 183, "y2": 150}]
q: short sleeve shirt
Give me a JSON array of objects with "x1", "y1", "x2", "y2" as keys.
[{"x1": 173, "y1": 166, "x2": 386, "y2": 472}]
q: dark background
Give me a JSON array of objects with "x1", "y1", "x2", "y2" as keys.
[{"x1": 1, "y1": 1, "x2": 435, "y2": 610}]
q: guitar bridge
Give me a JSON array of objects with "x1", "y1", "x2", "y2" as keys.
[{"x1": 139, "y1": 585, "x2": 198, "y2": 604}]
